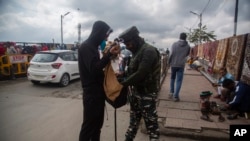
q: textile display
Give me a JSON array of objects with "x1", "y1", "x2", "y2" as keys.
[
  {"x1": 241, "y1": 34, "x2": 250, "y2": 85},
  {"x1": 190, "y1": 45, "x2": 198, "y2": 58},
  {"x1": 203, "y1": 42, "x2": 210, "y2": 60},
  {"x1": 208, "y1": 41, "x2": 219, "y2": 63},
  {"x1": 226, "y1": 34, "x2": 247, "y2": 80},
  {"x1": 213, "y1": 38, "x2": 229, "y2": 73},
  {"x1": 197, "y1": 44, "x2": 204, "y2": 58},
  {"x1": 206, "y1": 41, "x2": 219, "y2": 74}
]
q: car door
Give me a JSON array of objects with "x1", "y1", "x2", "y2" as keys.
[{"x1": 62, "y1": 52, "x2": 79, "y2": 79}]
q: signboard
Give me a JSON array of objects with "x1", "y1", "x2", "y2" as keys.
[{"x1": 8, "y1": 55, "x2": 28, "y2": 63}]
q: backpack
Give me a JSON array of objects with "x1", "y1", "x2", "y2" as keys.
[
  {"x1": 103, "y1": 61, "x2": 130, "y2": 141},
  {"x1": 103, "y1": 62, "x2": 128, "y2": 109}
]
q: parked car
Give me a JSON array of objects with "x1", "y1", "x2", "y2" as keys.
[{"x1": 27, "y1": 50, "x2": 79, "y2": 87}]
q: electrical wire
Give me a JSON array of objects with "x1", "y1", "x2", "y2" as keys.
[
  {"x1": 190, "y1": 0, "x2": 211, "y2": 29},
  {"x1": 204, "y1": 0, "x2": 228, "y2": 24},
  {"x1": 201, "y1": 0, "x2": 211, "y2": 14}
]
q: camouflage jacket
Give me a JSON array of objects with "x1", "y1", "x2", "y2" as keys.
[{"x1": 121, "y1": 42, "x2": 161, "y2": 93}]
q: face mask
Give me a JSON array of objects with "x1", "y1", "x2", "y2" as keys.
[{"x1": 100, "y1": 40, "x2": 106, "y2": 51}]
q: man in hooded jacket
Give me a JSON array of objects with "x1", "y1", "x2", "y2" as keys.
[
  {"x1": 78, "y1": 21, "x2": 120, "y2": 141},
  {"x1": 168, "y1": 33, "x2": 190, "y2": 102}
]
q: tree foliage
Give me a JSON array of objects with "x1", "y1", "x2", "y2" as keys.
[{"x1": 187, "y1": 25, "x2": 217, "y2": 45}]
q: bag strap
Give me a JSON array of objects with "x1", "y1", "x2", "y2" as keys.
[{"x1": 114, "y1": 108, "x2": 117, "y2": 141}]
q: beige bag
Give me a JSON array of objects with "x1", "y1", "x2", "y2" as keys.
[{"x1": 104, "y1": 62, "x2": 127, "y2": 108}]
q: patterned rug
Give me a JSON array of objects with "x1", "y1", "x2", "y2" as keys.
[
  {"x1": 190, "y1": 45, "x2": 198, "y2": 58},
  {"x1": 241, "y1": 34, "x2": 250, "y2": 85},
  {"x1": 213, "y1": 38, "x2": 229, "y2": 73},
  {"x1": 207, "y1": 41, "x2": 219, "y2": 75},
  {"x1": 203, "y1": 42, "x2": 210, "y2": 60},
  {"x1": 197, "y1": 44, "x2": 204, "y2": 58},
  {"x1": 208, "y1": 41, "x2": 219, "y2": 63},
  {"x1": 226, "y1": 34, "x2": 247, "y2": 80}
]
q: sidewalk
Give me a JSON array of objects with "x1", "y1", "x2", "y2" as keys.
[{"x1": 141, "y1": 68, "x2": 250, "y2": 141}]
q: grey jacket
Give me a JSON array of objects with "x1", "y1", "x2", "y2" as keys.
[{"x1": 169, "y1": 40, "x2": 190, "y2": 68}]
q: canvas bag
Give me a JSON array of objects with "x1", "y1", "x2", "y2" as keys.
[{"x1": 104, "y1": 62, "x2": 128, "y2": 109}]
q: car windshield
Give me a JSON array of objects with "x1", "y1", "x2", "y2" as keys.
[{"x1": 31, "y1": 53, "x2": 58, "y2": 62}]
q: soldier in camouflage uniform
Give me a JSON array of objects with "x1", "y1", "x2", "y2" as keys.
[{"x1": 118, "y1": 26, "x2": 161, "y2": 141}]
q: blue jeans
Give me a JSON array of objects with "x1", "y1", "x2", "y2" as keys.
[{"x1": 170, "y1": 67, "x2": 184, "y2": 98}]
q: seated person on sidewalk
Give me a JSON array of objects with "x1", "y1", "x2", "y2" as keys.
[
  {"x1": 222, "y1": 79, "x2": 250, "y2": 119},
  {"x1": 190, "y1": 57, "x2": 202, "y2": 71},
  {"x1": 212, "y1": 67, "x2": 235, "y2": 101},
  {"x1": 187, "y1": 57, "x2": 194, "y2": 69}
]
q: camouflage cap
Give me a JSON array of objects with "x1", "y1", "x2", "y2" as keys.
[{"x1": 118, "y1": 26, "x2": 139, "y2": 42}]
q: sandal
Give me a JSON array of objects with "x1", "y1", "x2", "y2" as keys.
[
  {"x1": 219, "y1": 106, "x2": 227, "y2": 111},
  {"x1": 218, "y1": 115, "x2": 225, "y2": 122},
  {"x1": 200, "y1": 115, "x2": 213, "y2": 122}
]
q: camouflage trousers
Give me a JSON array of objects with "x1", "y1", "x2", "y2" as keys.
[{"x1": 125, "y1": 90, "x2": 160, "y2": 141}]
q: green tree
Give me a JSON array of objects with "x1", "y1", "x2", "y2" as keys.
[{"x1": 187, "y1": 25, "x2": 217, "y2": 45}]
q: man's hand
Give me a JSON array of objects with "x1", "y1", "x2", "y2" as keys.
[
  {"x1": 109, "y1": 44, "x2": 120, "y2": 55},
  {"x1": 224, "y1": 104, "x2": 230, "y2": 109}
]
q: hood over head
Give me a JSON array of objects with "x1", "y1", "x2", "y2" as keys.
[
  {"x1": 118, "y1": 26, "x2": 143, "y2": 53},
  {"x1": 88, "y1": 21, "x2": 113, "y2": 47},
  {"x1": 118, "y1": 26, "x2": 139, "y2": 43}
]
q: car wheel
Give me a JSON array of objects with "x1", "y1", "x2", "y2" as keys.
[
  {"x1": 59, "y1": 73, "x2": 70, "y2": 87},
  {"x1": 31, "y1": 80, "x2": 40, "y2": 85}
]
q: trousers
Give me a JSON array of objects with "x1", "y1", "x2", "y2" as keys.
[
  {"x1": 79, "y1": 89, "x2": 105, "y2": 141},
  {"x1": 125, "y1": 90, "x2": 159, "y2": 141},
  {"x1": 170, "y1": 67, "x2": 184, "y2": 98}
]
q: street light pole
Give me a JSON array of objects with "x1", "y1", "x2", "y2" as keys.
[
  {"x1": 77, "y1": 8, "x2": 81, "y2": 45},
  {"x1": 190, "y1": 11, "x2": 202, "y2": 44},
  {"x1": 61, "y1": 12, "x2": 70, "y2": 47},
  {"x1": 233, "y1": 0, "x2": 238, "y2": 36},
  {"x1": 190, "y1": 11, "x2": 204, "y2": 68}
]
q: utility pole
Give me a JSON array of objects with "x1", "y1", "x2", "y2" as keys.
[
  {"x1": 190, "y1": 11, "x2": 202, "y2": 44},
  {"x1": 52, "y1": 38, "x2": 54, "y2": 49},
  {"x1": 78, "y1": 23, "x2": 81, "y2": 44},
  {"x1": 77, "y1": 8, "x2": 81, "y2": 45},
  {"x1": 199, "y1": 13, "x2": 202, "y2": 44},
  {"x1": 61, "y1": 12, "x2": 70, "y2": 47},
  {"x1": 233, "y1": 0, "x2": 238, "y2": 36}
]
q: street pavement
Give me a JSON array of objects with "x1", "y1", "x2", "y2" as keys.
[
  {"x1": 149, "y1": 68, "x2": 250, "y2": 141},
  {"x1": 0, "y1": 72, "x2": 197, "y2": 141},
  {"x1": 1, "y1": 66, "x2": 250, "y2": 141}
]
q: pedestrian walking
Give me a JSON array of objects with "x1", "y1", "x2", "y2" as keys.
[
  {"x1": 165, "y1": 48, "x2": 170, "y2": 56},
  {"x1": 168, "y1": 32, "x2": 190, "y2": 102}
]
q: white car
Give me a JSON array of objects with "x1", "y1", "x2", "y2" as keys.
[{"x1": 27, "y1": 50, "x2": 79, "y2": 87}]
